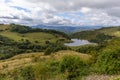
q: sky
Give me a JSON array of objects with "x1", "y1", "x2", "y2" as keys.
[{"x1": 0, "y1": 0, "x2": 120, "y2": 26}]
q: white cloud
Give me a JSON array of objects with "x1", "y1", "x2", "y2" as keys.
[
  {"x1": 80, "y1": 7, "x2": 91, "y2": 14},
  {"x1": 0, "y1": 0, "x2": 120, "y2": 26}
]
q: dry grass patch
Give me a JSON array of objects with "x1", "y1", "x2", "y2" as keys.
[
  {"x1": 52, "y1": 50, "x2": 91, "y2": 61},
  {"x1": 112, "y1": 31, "x2": 120, "y2": 37},
  {"x1": 0, "y1": 52, "x2": 44, "y2": 73},
  {"x1": 10, "y1": 52, "x2": 44, "y2": 60},
  {"x1": 0, "y1": 50, "x2": 91, "y2": 74},
  {"x1": 0, "y1": 24, "x2": 10, "y2": 30},
  {"x1": 0, "y1": 58, "x2": 32, "y2": 73}
]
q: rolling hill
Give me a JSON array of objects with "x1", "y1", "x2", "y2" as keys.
[
  {"x1": 0, "y1": 24, "x2": 120, "y2": 80},
  {"x1": 0, "y1": 24, "x2": 70, "y2": 44},
  {"x1": 0, "y1": 50, "x2": 91, "y2": 74},
  {"x1": 0, "y1": 24, "x2": 71, "y2": 60},
  {"x1": 71, "y1": 26, "x2": 120, "y2": 43}
]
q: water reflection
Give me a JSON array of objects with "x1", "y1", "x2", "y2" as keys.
[{"x1": 64, "y1": 39, "x2": 95, "y2": 46}]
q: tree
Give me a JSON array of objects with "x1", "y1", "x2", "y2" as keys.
[{"x1": 35, "y1": 40, "x2": 39, "y2": 44}]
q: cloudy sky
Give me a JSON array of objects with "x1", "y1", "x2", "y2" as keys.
[{"x1": 0, "y1": 0, "x2": 120, "y2": 26}]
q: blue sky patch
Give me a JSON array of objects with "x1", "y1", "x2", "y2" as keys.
[
  {"x1": 56, "y1": 12, "x2": 85, "y2": 21},
  {"x1": 10, "y1": 6, "x2": 31, "y2": 13},
  {"x1": 5, "y1": 0, "x2": 11, "y2": 3}
]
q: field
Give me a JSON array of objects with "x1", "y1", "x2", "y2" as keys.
[
  {"x1": 0, "y1": 31, "x2": 62, "y2": 44},
  {"x1": 0, "y1": 50, "x2": 91, "y2": 74}
]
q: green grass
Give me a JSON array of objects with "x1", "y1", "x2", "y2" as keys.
[
  {"x1": 0, "y1": 25, "x2": 69, "y2": 45},
  {"x1": 71, "y1": 26, "x2": 120, "y2": 40},
  {"x1": 24, "y1": 32, "x2": 60, "y2": 44},
  {"x1": 96, "y1": 27, "x2": 120, "y2": 38},
  {"x1": 0, "y1": 31, "x2": 67, "y2": 45},
  {"x1": 0, "y1": 31, "x2": 28, "y2": 41}
]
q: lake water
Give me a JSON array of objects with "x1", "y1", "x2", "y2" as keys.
[{"x1": 64, "y1": 39, "x2": 95, "y2": 46}]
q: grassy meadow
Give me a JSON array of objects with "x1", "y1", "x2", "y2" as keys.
[{"x1": 0, "y1": 24, "x2": 69, "y2": 45}]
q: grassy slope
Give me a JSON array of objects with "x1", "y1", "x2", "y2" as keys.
[
  {"x1": 0, "y1": 24, "x2": 10, "y2": 30},
  {"x1": 71, "y1": 26, "x2": 120, "y2": 40},
  {"x1": 0, "y1": 50, "x2": 91, "y2": 74},
  {"x1": 0, "y1": 31, "x2": 59, "y2": 43},
  {"x1": 98, "y1": 27, "x2": 120, "y2": 37},
  {"x1": 0, "y1": 24, "x2": 68, "y2": 44},
  {"x1": 0, "y1": 50, "x2": 119, "y2": 80},
  {"x1": 0, "y1": 31, "x2": 27, "y2": 41}
]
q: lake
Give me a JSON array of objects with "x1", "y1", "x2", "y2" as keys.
[{"x1": 64, "y1": 39, "x2": 95, "y2": 46}]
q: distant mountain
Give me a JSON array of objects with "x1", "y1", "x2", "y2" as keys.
[{"x1": 32, "y1": 25, "x2": 102, "y2": 33}]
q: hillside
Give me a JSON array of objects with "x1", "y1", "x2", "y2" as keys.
[
  {"x1": 0, "y1": 24, "x2": 70, "y2": 44},
  {"x1": 0, "y1": 50, "x2": 94, "y2": 80},
  {"x1": 71, "y1": 26, "x2": 120, "y2": 43},
  {"x1": 0, "y1": 50, "x2": 91, "y2": 74},
  {"x1": 1, "y1": 50, "x2": 120, "y2": 80},
  {"x1": 0, "y1": 24, "x2": 71, "y2": 60},
  {"x1": 0, "y1": 24, "x2": 120, "y2": 80}
]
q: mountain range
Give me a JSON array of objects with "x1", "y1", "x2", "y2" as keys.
[{"x1": 32, "y1": 25, "x2": 103, "y2": 33}]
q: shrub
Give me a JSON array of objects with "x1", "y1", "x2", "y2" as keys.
[
  {"x1": 44, "y1": 47, "x2": 53, "y2": 55},
  {"x1": 10, "y1": 24, "x2": 31, "y2": 33},
  {"x1": 33, "y1": 62, "x2": 49, "y2": 80},
  {"x1": 20, "y1": 66, "x2": 35, "y2": 80},
  {"x1": 76, "y1": 45, "x2": 100, "y2": 54},
  {"x1": 59, "y1": 55, "x2": 87, "y2": 79},
  {"x1": 94, "y1": 48, "x2": 120, "y2": 74},
  {"x1": 90, "y1": 33, "x2": 113, "y2": 43}
]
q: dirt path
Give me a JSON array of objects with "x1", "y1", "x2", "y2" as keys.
[{"x1": 84, "y1": 75, "x2": 120, "y2": 80}]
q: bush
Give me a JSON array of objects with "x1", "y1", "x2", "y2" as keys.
[
  {"x1": 59, "y1": 55, "x2": 87, "y2": 79},
  {"x1": 20, "y1": 66, "x2": 35, "y2": 80},
  {"x1": 76, "y1": 45, "x2": 101, "y2": 54},
  {"x1": 44, "y1": 43, "x2": 70, "y2": 55},
  {"x1": 10, "y1": 24, "x2": 31, "y2": 33},
  {"x1": 33, "y1": 62, "x2": 49, "y2": 79},
  {"x1": 44, "y1": 47, "x2": 53, "y2": 55},
  {"x1": 90, "y1": 33, "x2": 113, "y2": 43},
  {"x1": 94, "y1": 48, "x2": 120, "y2": 74}
]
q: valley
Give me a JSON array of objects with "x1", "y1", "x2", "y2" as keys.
[{"x1": 0, "y1": 24, "x2": 120, "y2": 80}]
